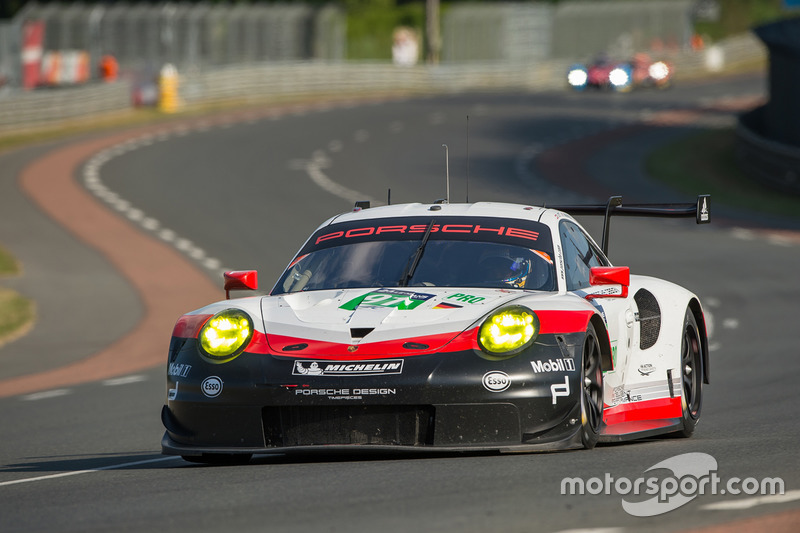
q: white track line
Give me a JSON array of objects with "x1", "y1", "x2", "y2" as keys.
[
  {"x1": 20, "y1": 389, "x2": 71, "y2": 401},
  {"x1": 82, "y1": 141, "x2": 228, "y2": 276},
  {"x1": 0, "y1": 456, "x2": 181, "y2": 487},
  {"x1": 701, "y1": 489, "x2": 800, "y2": 511}
]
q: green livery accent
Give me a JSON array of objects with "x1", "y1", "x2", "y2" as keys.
[{"x1": 340, "y1": 289, "x2": 433, "y2": 311}]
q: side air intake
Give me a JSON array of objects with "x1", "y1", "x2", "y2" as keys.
[{"x1": 634, "y1": 289, "x2": 661, "y2": 350}]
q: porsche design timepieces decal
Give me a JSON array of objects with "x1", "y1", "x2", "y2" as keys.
[
  {"x1": 339, "y1": 288, "x2": 434, "y2": 311},
  {"x1": 293, "y1": 359, "x2": 403, "y2": 376},
  {"x1": 293, "y1": 387, "x2": 397, "y2": 400}
]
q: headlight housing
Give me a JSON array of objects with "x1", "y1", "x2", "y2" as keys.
[
  {"x1": 198, "y1": 309, "x2": 254, "y2": 363},
  {"x1": 478, "y1": 306, "x2": 539, "y2": 358}
]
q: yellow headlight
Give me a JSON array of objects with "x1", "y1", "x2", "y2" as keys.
[
  {"x1": 198, "y1": 309, "x2": 254, "y2": 363},
  {"x1": 478, "y1": 306, "x2": 538, "y2": 356}
]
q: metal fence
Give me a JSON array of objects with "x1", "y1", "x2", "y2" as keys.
[
  {"x1": 552, "y1": 0, "x2": 694, "y2": 58},
  {"x1": 0, "y1": 32, "x2": 766, "y2": 134},
  {"x1": 442, "y1": 3, "x2": 555, "y2": 63},
  {"x1": 2, "y1": 0, "x2": 706, "y2": 84},
  {"x1": 0, "y1": 82, "x2": 130, "y2": 133},
  {"x1": 442, "y1": 0, "x2": 694, "y2": 63},
  {"x1": 0, "y1": 20, "x2": 16, "y2": 89},
  {"x1": 178, "y1": 59, "x2": 573, "y2": 105},
  {"x1": 0, "y1": 0, "x2": 769, "y2": 133},
  {"x1": 2, "y1": 1, "x2": 345, "y2": 83}
]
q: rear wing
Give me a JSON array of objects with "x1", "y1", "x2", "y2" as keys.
[{"x1": 550, "y1": 195, "x2": 710, "y2": 256}]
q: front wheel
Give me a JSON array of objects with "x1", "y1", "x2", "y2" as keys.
[
  {"x1": 678, "y1": 309, "x2": 703, "y2": 437},
  {"x1": 580, "y1": 323, "x2": 604, "y2": 449}
]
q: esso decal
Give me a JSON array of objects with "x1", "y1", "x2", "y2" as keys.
[
  {"x1": 201, "y1": 376, "x2": 223, "y2": 398},
  {"x1": 482, "y1": 371, "x2": 510, "y2": 392}
]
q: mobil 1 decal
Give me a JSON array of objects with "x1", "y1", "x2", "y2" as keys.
[
  {"x1": 530, "y1": 357, "x2": 576, "y2": 373},
  {"x1": 340, "y1": 288, "x2": 434, "y2": 311}
]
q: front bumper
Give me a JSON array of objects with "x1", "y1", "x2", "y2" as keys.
[{"x1": 162, "y1": 333, "x2": 587, "y2": 456}]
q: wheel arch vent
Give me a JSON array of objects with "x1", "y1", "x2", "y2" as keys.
[{"x1": 634, "y1": 289, "x2": 661, "y2": 350}]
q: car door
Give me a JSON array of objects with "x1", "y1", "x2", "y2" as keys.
[{"x1": 559, "y1": 220, "x2": 634, "y2": 390}]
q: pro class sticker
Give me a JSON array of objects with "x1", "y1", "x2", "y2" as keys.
[{"x1": 201, "y1": 376, "x2": 223, "y2": 398}]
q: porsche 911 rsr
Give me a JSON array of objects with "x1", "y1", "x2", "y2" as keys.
[
  {"x1": 568, "y1": 54, "x2": 673, "y2": 92},
  {"x1": 161, "y1": 196, "x2": 710, "y2": 464}
]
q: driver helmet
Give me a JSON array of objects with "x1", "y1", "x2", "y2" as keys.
[{"x1": 477, "y1": 253, "x2": 531, "y2": 288}]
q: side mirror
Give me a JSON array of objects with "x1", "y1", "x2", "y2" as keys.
[
  {"x1": 586, "y1": 266, "x2": 629, "y2": 299},
  {"x1": 224, "y1": 270, "x2": 258, "y2": 299}
]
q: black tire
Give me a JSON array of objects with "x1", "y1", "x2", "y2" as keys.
[
  {"x1": 580, "y1": 323, "x2": 604, "y2": 449},
  {"x1": 678, "y1": 309, "x2": 703, "y2": 437},
  {"x1": 181, "y1": 453, "x2": 253, "y2": 465}
]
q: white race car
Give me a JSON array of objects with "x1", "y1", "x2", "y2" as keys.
[{"x1": 161, "y1": 196, "x2": 711, "y2": 464}]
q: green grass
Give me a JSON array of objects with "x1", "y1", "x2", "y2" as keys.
[
  {"x1": 0, "y1": 243, "x2": 19, "y2": 275},
  {"x1": 0, "y1": 244, "x2": 33, "y2": 345},
  {"x1": 646, "y1": 128, "x2": 800, "y2": 220},
  {"x1": 0, "y1": 288, "x2": 34, "y2": 345}
]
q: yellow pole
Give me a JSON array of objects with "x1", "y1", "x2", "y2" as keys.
[{"x1": 158, "y1": 63, "x2": 180, "y2": 114}]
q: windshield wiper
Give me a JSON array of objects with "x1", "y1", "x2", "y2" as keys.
[{"x1": 398, "y1": 219, "x2": 435, "y2": 287}]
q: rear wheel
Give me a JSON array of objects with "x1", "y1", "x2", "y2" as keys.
[
  {"x1": 678, "y1": 309, "x2": 703, "y2": 437},
  {"x1": 580, "y1": 323, "x2": 604, "y2": 449}
]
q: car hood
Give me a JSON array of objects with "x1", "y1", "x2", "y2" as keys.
[{"x1": 260, "y1": 287, "x2": 534, "y2": 355}]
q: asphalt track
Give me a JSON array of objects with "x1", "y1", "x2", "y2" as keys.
[{"x1": 1, "y1": 73, "x2": 800, "y2": 533}]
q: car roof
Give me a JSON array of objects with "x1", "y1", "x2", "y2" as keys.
[{"x1": 326, "y1": 202, "x2": 557, "y2": 226}]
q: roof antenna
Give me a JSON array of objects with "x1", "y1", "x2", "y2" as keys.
[
  {"x1": 387, "y1": 188, "x2": 391, "y2": 205},
  {"x1": 466, "y1": 115, "x2": 470, "y2": 203},
  {"x1": 442, "y1": 144, "x2": 450, "y2": 203}
]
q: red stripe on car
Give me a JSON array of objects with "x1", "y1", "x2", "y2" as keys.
[
  {"x1": 603, "y1": 396, "x2": 682, "y2": 425},
  {"x1": 537, "y1": 310, "x2": 594, "y2": 334},
  {"x1": 171, "y1": 314, "x2": 212, "y2": 338},
  {"x1": 256, "y1": 328, "x2": 480, "y2": 358},
  {"x1": 245, "y1": 310, "x2": 594, "y2": 358}
]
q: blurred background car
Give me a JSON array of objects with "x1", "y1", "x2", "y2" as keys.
[{"x1": 567, "y1": 53, "x2": 673, "y2": 92}]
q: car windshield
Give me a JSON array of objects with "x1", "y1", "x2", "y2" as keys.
[{"x1": 273, "y1": 216, "x2": 556, "y2": 294}]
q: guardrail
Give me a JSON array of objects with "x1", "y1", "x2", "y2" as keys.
[
  {"x1": 737, "y1": 107, "x2": 800, "y2": 196},
  {"x1": 178, "y1": 59, "x2": 574, "y2": 106},
  {"x1": 0, "y1": 82, "x2": 130, "y2": 134},
  {"x1": 0, "y1": 33, "x2": 766, "y2": 135}
]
